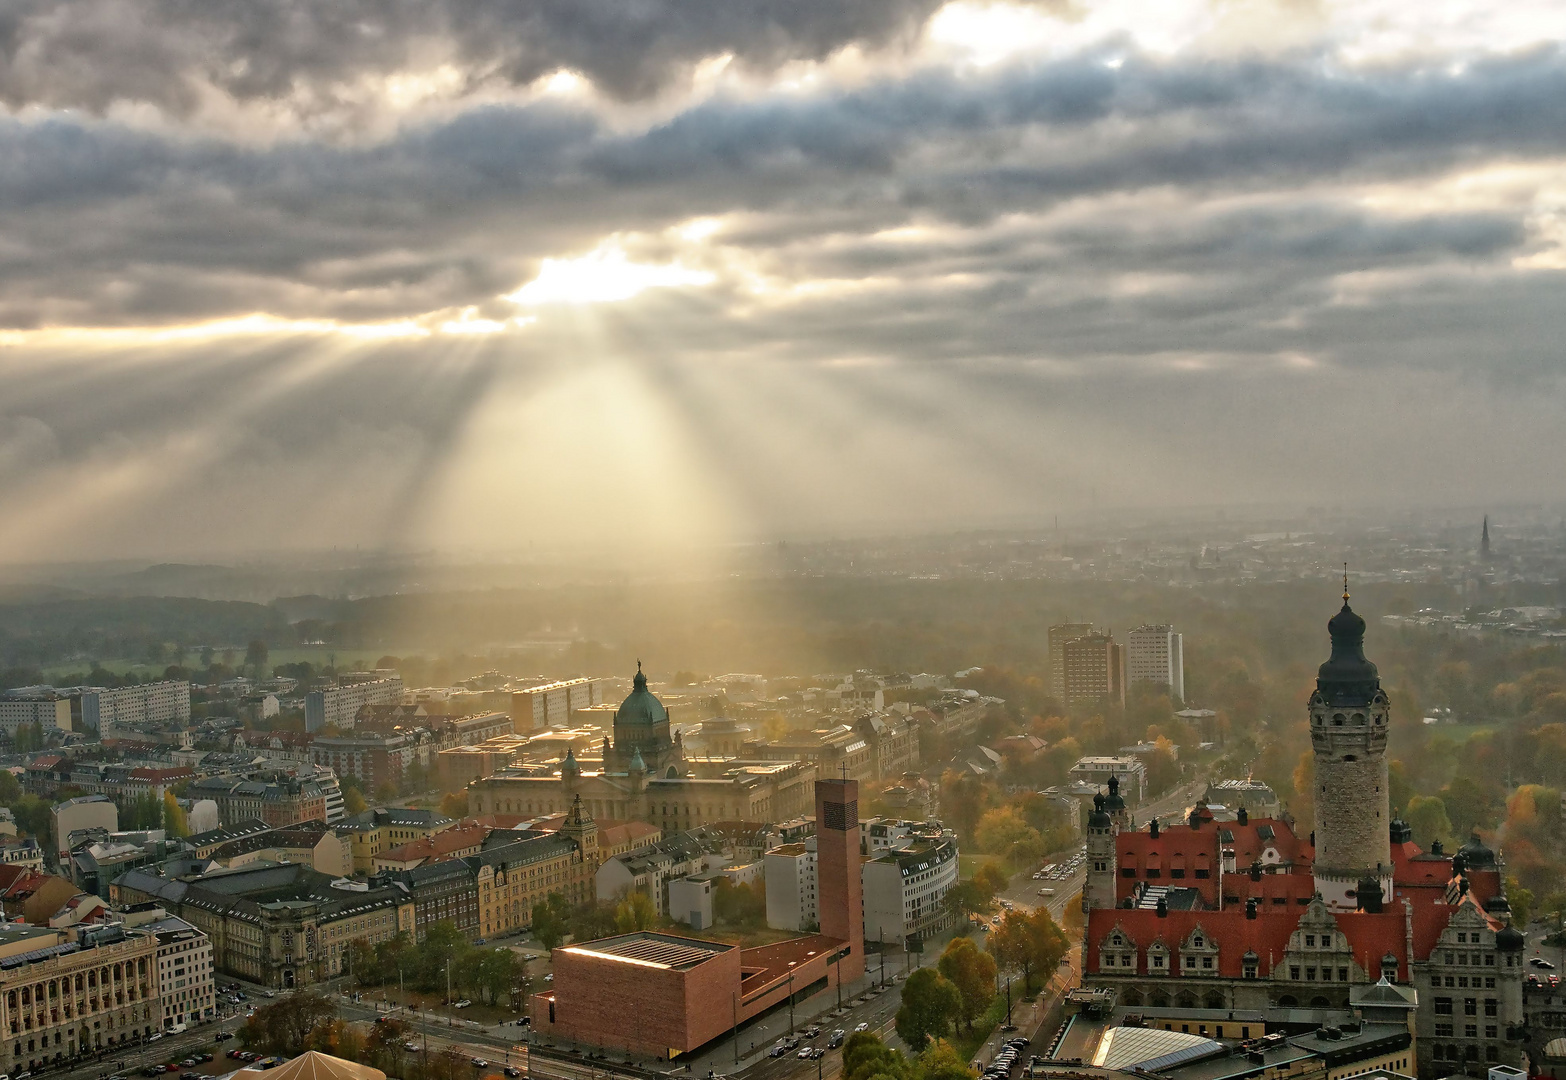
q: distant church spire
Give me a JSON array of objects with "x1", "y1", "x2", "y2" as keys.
[{"x1": 1481, "y1": 515, "x2": 1491, "y2": 560}]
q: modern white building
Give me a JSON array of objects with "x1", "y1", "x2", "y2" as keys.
[
  {"x1": 1069, "y1": 756, "x2": 1147, "y2": 804},
  {"x1": 1126, "y1": 625, "x2": 1184, "y2": 703},
  {"x1": 767, "y1": 822, "x2": 961, "y2": 943},
  {"x1": 763, "y1": 842, "x2": 818, "y2": 931},
  {"x1": 862, "y1": 833, "x2": 959, "y2": 945},
  {"x1": 304, "y1": 677, "x2": 404, "y2": 732}
]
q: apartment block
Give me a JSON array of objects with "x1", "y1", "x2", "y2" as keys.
[
  {"x1": 511, "y1": 679, "x2": 607, "y2": 733},
  {"x1": 304, "y1": 677, "x2": 404, "y2": 733},
  {"x1": 1126, "y1": 624, "x2": 1185, "y2": 703}
]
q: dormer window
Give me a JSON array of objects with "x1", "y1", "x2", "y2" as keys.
[{"x1": 1193, "y1": 935, "x2": 1203, "y2": 948}]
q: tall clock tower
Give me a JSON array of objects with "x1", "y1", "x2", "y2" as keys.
[{"x1": 1310, "y1": 578, "x2": 1393, "y2": 910}]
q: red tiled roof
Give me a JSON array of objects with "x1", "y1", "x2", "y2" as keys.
[
  {"x1": 380, "y1": 823, "x2": 490, "y2": 864},
  {"x1": 1114, "y1": 817, "x2": 1311, "y2": 906},
  {"x1": 25, "y1": 756, "x2": 63, "y2": 770},
  {"x1": 1087, "y1": 907, "x2": 1296, "y2": 978}
]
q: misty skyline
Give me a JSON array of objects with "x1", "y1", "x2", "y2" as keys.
[{"x1": 3, "y1": 0, "x2": 1566, "y2": 562}]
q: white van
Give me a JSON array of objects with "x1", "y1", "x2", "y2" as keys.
[{"x1": 166, "y1": 1023, "x2": 187, "y2": 1035}]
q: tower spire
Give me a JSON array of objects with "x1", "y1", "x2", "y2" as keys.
[{"x1": 1342, "y1": 563, "x2": 1350, "y2": 604}]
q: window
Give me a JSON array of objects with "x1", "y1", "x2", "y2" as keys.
[
  {"x1": 1435, "y1": 998, "x2": 1453, "y2": 1015},
  {"x1": 1306, "y1": 935, "x2": 1315, "y2": 947},
  {"x1": 1485, "y1": 999, "x2": 1498, "y2": 1016},
  {"x1": 1465, "y1": 999, "x2": 1478, "y2": 1016},
  {"x1": 1338, "y1": 967, "x2": 1348, "y2": 982},
  {"x1": 1290, "y1": 967, "x2": 1301, "y2": 980}
]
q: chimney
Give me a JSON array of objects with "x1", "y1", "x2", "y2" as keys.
[
  {"x1": 1150, "y1": 819, "x2": 1160, "y2": 838},
  {"x1": 1156, "y1": 897, "x2": 1168, "y2": 918},
  {"x1": 1246, "y1": 897, "x2": 1258, "y2": 920},
  {"x1": 1237, "y1": 806, "x2": 1249, "y2": 825},
  {"x1": 1250, "y1": 860, "x2": 1262, "y2": 881}
]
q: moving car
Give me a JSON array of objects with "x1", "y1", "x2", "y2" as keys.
[
  {"x1": 504, "y1": 1069, "x2": 522, "y2": 1078},
  {"x1": 827, "y1": 1031, "x2": 845, "y2": 1048},
  {"x1": 404, "y1": 1043, "x2": 420, "y2": 1053},
  {"x1": 470, "y1": 1060, "x2": 488, "y2": 1069},
  {"x1": 797, "y1": 1048, "x2": 814, "y2": 1059},
  {"x1": 768, "y1": 1046, "x2": 789, "y2": 1059},
  {"x1": 854, "y1": 1023, "x2": 869, "y2": 1033}
]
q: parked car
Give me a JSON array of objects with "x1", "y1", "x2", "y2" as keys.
[
  {"x1": 454, "y1": 999, "x2": 472, "y2": 1009},
  {"x1": 147, "y1": 1034, "x2": 163, "y2": 1043},
  {"x1": 198, "y1": 1054, "x2": 214, "y2": 1062}
]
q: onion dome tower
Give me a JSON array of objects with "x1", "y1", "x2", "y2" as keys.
[
  {"x1": 1084, "y1": 793, "x2": 1119, "y2": 913},
  {"x1": 1310, "y1": 571, "x2": 1393, "y2": 910},
  {"x1": 607, "y1": 661, "x2": 680, "y2": 774}
]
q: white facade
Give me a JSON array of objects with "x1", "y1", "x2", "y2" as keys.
[
  {"x1": 304, "y1": 677, "x2": 404, "y2": 732},
  {"x1": 861, "y1": 835, "x2": 959, "y2": 944},
  {"x1": 80, "y1": 681, "x2": 192, "y2": 730},
  {"x1": 667, "y1": 874, "x2": 717, "y2": 930},
  {"x1": 1126, "y1": 625, "x2": 1184, "y2": 703},
  {"x1": 0, "y1": 694, "x2": 71, "y2": 736},
  {"x1": 150, "y1": 916, "x2": 215, "y2": 1027},
  {"x1": 764, "y1": 842, "x2": 818, "y2": 931},
  {"x1": 1069, "y1": 756, "x2": 1147, "y2": 803}
]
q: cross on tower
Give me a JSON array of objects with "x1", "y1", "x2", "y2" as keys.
[{"x1": 839, "y1": 762, "x2": 850, "y2": 781}]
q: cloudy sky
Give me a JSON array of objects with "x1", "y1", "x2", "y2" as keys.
[{"x1": 2, "y1": 0, "x2": 1565, "y2": 562}]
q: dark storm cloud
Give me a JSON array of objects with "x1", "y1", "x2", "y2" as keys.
[{"x1": 0, "y1": 0, "x2": 946, "y2": 112}]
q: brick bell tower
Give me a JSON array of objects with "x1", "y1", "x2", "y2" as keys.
[
  {"x1": 1310, "y1": 572, "x2": 1393, "y2": 910},
  {"x1": 815, "y1": 776, "x2": 865, "y2": 983}
]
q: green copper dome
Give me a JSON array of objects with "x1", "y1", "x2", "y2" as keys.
[{"x1": 616, "y1": 663, "x2": 668, "y2": 726}]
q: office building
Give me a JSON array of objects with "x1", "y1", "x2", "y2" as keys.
[{"x1": 1126, "y1": 624, "x2": 1184, "y2": 703}]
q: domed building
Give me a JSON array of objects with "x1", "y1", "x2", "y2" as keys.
[{"x1": 466, "y1": 664, "x2": 814, "y2": 836}]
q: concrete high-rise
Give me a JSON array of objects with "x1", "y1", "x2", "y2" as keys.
[
  {"x1": 1309, "y1": 582, "x2": 1392, "y2": 910},
  {"x1": 1061, "y1": 633, "x2": 1125, "y2": 708},
  {"x1": 814, "y1": 777, "x2": 865, "y2": 982},
  {"x1": 1047, "y1": 623, "x2": 1094, "y2": 702},
  {"x1": 1126, "y1": 624, "x2": 1184, "y2": 703}
]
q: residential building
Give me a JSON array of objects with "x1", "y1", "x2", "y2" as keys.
[
  {"x1": 132, "y1": 911, "x2": 215, "y2": 1029},
  {"x1": 0, "y1": 690, "x2": 72, "y2": 737},
  {"x1": 436, "y1": 741, "x2": 525, "y2": 791},
  {"x1": 187, "y1": 773, "x2": 330, "y2": 829},
  {"x1": 763, "y1": 843, "x2": 817, "y2": 931},
  {"x1": 1069, "y1": 756, "x2": 1146, "y2": 803},
  {"x1": 0, "y1": 922, "x2": 161, "y2": 1073},
  {"x1": 511, "y1": 679, "x2": 608, "y2": 733},
  {"x1": 373, "y1": 822, "x2": 488, "y2": 872},
  {"x1": 308, "y1": 732, "x2": 414, "y2": 791},
  {"x1": 78, "y1": 681, "x2": 191, "y2": 730},
  {"x1": 184, "y1": 820, "x2": 274, "y2": 859},
  {"x1": 1127, "y1": 625, "x2": 1185, "y2": 703},
  {"x1": 304, "y1": 677, "x2": 404, "y2": 733},
  {"x1": 50, "y1": 796, "x2": 118, "y2": 867},
  {"x1": 338, "y1": 808, "x2": 456, "y2": 874},
  {"x1": 384, "y1": 860, "x2": 479, "y2": 942},
  {"x1": 1048, "y1": 622, "x2": 1095, "y2": 701},
  {"x1": 744, "y1": 725, "x2": 876, "y2": 782},
  {"x1": 468, "y1": 802, "x2": 598, "y2": 938},
  {"x1": 595, "y1": 830, "x2": 714, "y2": 916},
  {"x1": 862, "y1": 831, "x2": 959, "y2": 946},
  {"x1": 205, "y1": 822, "x2": 352, "y2": 878},
  {"x1": 1062, "y1": 632, "x2": 1126, "y2": 708}
]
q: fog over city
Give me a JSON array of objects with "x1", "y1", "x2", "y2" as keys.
[{"x1": 1, "y1": 0, "x2": 1565, "y2": 561}]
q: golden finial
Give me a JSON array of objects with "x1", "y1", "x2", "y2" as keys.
[{"x1": 1342, "y1": 563, "x2": 1350, "y2": 604}]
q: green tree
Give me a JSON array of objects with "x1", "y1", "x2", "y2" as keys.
[
  {"x1": 238, "y1": 991, "x2": 337, "y2": 1053},
  {"x1": 973, "y1": 807, "x2": 1043, "y2": 863},
  {"x1": 0, "y1": 770, "x2": 20, "y2": 804},
  {"x1": 894, "y1": 967, "x2": 961, "y2": 1050},
  {"x1": 990, "y1": 908, "x2": 1069, "y2": 993},
  {"x1": 937, "y1": 936, "x2": 997, "y2": 1032},
  {"x1": 344, "y1": 787, "x2": 369, "y2": 816},
  {"x1": 246, "y1": 639, "x2": 270, "y2": 678},
  {"x1": 918, "y1": 1041, "x2": 977, "y2": 1080},
  {"x1": 374, "y1": 782, "x2": 399, "y2": 804},
  {"x1": 402, "y1": 761, "x2": 429, "y2": 796},
  {"x1": 1404, "y1": 795, "x2": 1455, "y2": 850},
  {"x1": 531, "y1": 900, "x2": 569, "y2": 951},
  {"x1": 567, "y1": 898, "x2": 619, "y2": 943}
]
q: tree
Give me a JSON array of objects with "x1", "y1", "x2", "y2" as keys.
[
  {"x1": 918, "y1": 1041, "x2": 977, "y2": 1080},
  {"x1": 937, "y1": 936, "x2": 997, "y2": 1031},
  {"x1": 568, "y1": 898, "x2": 619, "y2": 943},
  {"x1": 246, "y1": 639, "x2": 270, "y2": 678},
  {"x1": 991, "y1": 908, "x2": 1069, "y2": 993},
  {"x1": 374, "y1": 782, "x2": 399, "y2": 804},
  {"x1": 239, "y1": 991, "x2": 337, "y2": 1053},
  {"x1": 0, "y1": 770, "x2": 20, "y2": 804},
  {"x1": 440, "y1": 791, "x2": 470, "y2": 817},
  {"x1": 973, "y1": 807, "x2": 1043, "y2": 864},
  {"x1": 344, "y1": 787, "x2": 368, "y2": 816},
  {"x1": 615, "y1": 890, "x2": 657, "y2": 932},
  {"x1": 973, "y1": 861, "x2": 1008, "y2": 896},
  {"x1": 474, "y1": 947, "x2": 526, "y2": 1006},
  {"x1": 1404, "y1": 795, "x2": 1455, "y2": 850},
  {"x1": 402, "y1": 761, "x2": 428, "y2": 795},
  {"x1": 531, "y1": 900, "x2": 569, "y2": 951},
  {"x1": 895, "y1": 967, "x2": 961, "y2": 1050}
]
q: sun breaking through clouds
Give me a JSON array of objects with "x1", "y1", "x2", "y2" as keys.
[{"x1": 2, "y1": 0, "x2": 1566, "y2": 561}]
